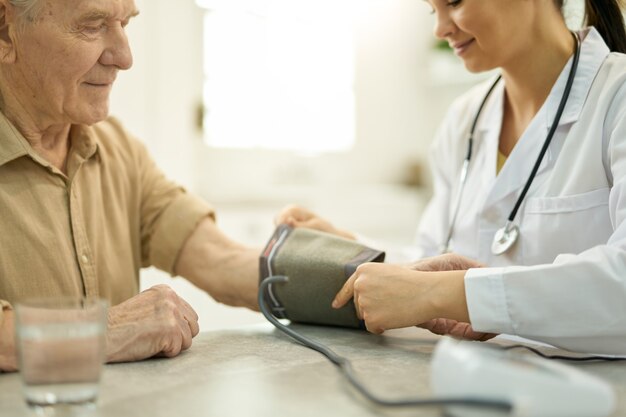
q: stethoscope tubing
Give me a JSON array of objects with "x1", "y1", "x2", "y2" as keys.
[{"x1": 442, "y1": 31, "x2": 582, "y2": 255}]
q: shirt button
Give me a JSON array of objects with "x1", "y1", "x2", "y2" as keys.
[{"x1": 81, "y1": 254, "x2": 89, "y2": 264}]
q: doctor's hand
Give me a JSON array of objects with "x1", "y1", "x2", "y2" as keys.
[
  {"x1": 105, "y1": 285, "x2": 200, "y2": 363},
  {"x1": 407, "y1": 253, "x2": 497, "y2": 341},
  {"x1": 274, "y1": 205, "x2": 356, "y2": 240},
  {"x1": 332, "y1": 263, "x2": 470, "y2": 334}
]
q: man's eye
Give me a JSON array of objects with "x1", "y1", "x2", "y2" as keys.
[
  {"x1": 446, "y1": 0, "x2": 462, "y2": 7},
  {"x1": 82, "y1": 24, "x2": 107, "y2": 35}
]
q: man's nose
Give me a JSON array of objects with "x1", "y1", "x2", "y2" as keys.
[{"x1": 100, "y1": 26, "x2": 133, "y2": 70}]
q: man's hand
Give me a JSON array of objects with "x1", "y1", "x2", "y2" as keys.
[
  {"x1": 0, "y1": 310, "x2": 17, "y2": 372},
  {"x1": 105, "y1": 285, "x2": 200, "y2": 363},
  {"x1": 408, "y1": 253, "x2": 497, "y2": 341},
  {"x1": 274, "y1": 205, "x2": 356, "y2": 240},
  {"x1": 407, "y1": 253, "x2": 485, "y2": 272},
  {"x1": 418, "y1": 318, "x2": 496, "y2": 341}
]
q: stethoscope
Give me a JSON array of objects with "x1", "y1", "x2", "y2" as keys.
[{"x1": 442, "y1": 31, "x2": 581, "y2": 256}]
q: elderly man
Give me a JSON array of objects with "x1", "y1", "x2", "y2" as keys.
[{"x1": 0, "y1": 0, "x2": 260, "y2": 371}]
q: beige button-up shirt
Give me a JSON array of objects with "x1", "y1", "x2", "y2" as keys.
[{"x1": 0, "y1": 112, "x2": 213, "y2": 325}]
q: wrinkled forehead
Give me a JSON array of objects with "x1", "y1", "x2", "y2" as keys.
[{"x1": 43, "y1": 0, "x2": 139, "y2": 21}]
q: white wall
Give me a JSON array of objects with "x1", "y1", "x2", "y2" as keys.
[
  {"x1": 194, "y1": 0, "x2": 467, "y2": 197},
  {"x1": 109, "y1": 0, "x2": 589, "y2": 330}
]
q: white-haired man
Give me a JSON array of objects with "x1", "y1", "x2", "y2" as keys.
[{"x1": 0, "y1": 0, "x2": 259, "y2": 371}]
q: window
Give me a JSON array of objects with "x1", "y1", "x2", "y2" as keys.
[{"x1": 197, "y1": 0, "x2": 356, "y2": 153}]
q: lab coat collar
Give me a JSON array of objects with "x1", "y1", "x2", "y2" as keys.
[
  {"x1": 481, "y1": 27, "x2": 610, "y2": 210},
  {"x1": 543, "y1": 27, "x2": 610, "y2": 127}
]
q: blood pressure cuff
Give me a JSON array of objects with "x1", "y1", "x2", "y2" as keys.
[{"x1": 259, "y1": 224, "x2": 385, "y2": 328}]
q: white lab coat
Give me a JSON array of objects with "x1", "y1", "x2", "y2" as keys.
[{"x1": 411, "y1": 27, "x2": 626, "y2": 354}]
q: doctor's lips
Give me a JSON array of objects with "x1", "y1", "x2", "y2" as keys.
[{"x1": 450, "y1": 38, "x2": 475, "y2": 56}]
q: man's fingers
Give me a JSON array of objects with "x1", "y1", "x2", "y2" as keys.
[
  {"x1": 178, "y1": 316, "x2": 194, "y2": 351},
  {"x1": 178, "y1": 297, "x2": 200, "y2": 336},
  {"x1": 178, "y1": 297, "x2": 199, "y2": 321}
]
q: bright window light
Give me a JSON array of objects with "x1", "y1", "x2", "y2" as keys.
[{"x1": 197, "y1": 0, "x2": 356, "y2": 153}]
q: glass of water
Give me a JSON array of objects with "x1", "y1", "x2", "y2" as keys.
[{"x1": 15, "y1": 297, "x2": 108, "y2": 413}]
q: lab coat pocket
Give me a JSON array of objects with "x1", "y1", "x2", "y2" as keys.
[{"x1": 521, "y1": 188, "x2": 611, "y2": 265}]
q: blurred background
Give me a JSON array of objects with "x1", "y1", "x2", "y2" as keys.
[{"x1": 109, "y1": 0, "x2": 586, "y2": 331}]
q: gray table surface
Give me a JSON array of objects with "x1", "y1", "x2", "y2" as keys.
[{"x1": 1, "y1": 324, "x2": 625, "y2": 417}]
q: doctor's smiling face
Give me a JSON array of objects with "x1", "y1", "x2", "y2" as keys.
[
  {"x1": 426, "y1": 0, "x2": 547, "y2": 73},
  {"x1": 0, "y1": 0, "x2": 138, "y2": 127}
]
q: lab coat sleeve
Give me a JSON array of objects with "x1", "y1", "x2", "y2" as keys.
[{"x1": 465, "y1": 85, "x2": 626, "y2": 354}]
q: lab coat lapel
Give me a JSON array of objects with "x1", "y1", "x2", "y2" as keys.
[
  {"x1": 483, "y1": 102, "x2": 551, "y2": 210},
  {"x1": 482, "y1": 27, "x2": 609, "y2": 211},
  {"x1": 545, "y1": 27, "x2": 610, "y2": 127}
]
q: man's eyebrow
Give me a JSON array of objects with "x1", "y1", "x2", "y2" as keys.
[{"x1": 77, "y1": 9, "x2": 140, "y2": 22}]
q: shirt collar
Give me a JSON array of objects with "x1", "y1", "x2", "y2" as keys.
[
  {"x1": 70, "y1": 124, "x2": 99, "y2": 161},
  {"x1": 0, "y1": 111, "x2": 31, "y2": 167},
  {"x1": 0, "y1": 110, "x2": 99, "y2": 168}
]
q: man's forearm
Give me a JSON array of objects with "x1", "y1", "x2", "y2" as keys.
[
  {"x1": 0, "y1": 310, "x2": 18, "y2": 372},
  {"x1": 175, "y1": 218, "x2": 260, "y2": 311}
]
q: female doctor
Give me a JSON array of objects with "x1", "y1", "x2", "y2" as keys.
[{"x1": 276, "y1": 0, "x2": 626, "y2": 354}]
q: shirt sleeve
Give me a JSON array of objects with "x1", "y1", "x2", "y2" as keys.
[
  {"x1": 130, "y1": 136, "x2": 215, "y2": 275},
  {"x1": 465, "y1": 82, "x2": 626, "y2": 355}
]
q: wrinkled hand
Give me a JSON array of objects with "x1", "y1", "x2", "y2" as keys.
[
  {"x1": 332, "y1": 263, "x2": 443, "y2": 334},
  {"x1": 274, "y1": 204, "x2": 355, "y2": 240},
  {"x1": 409, "y1": 253, "x2": 497, "y2": 341},
  {"x1": 407, "y1": 253, "x2": 485, "y2": 272},
  {"x1": 106, "y1": 285, "x2": 200, "y2": 363}
]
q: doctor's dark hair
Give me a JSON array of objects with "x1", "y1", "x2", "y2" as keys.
[{"x1": 556, "y1": 0, "x2": 626, "y2": 53}]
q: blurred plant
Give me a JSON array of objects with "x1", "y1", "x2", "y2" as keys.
[{"x1": 433, "y1": 39, "x2": 453, "y2": 52}]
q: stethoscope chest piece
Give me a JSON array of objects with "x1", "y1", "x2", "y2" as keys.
[{"x1": 491, "y1": 221, "x2": 520, "y2": 255}]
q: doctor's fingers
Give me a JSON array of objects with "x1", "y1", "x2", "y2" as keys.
[
  {"x1": 354, "y1": 294, "x2": 363, "y2": 320},
  {"x1": 360, "y1": 306, "x2": 385, "y2": 335},
  {"x1": 332, "y1": 272, "x2": 359, "y2": 309}
]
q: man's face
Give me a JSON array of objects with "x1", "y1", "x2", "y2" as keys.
[{"x1": 9, "y1": 0, "x2": 138, "y2": 126}]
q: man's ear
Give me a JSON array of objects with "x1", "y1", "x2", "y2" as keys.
[{"x1": 0, "y1": 0, "x2": 17, "y2": 64}]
